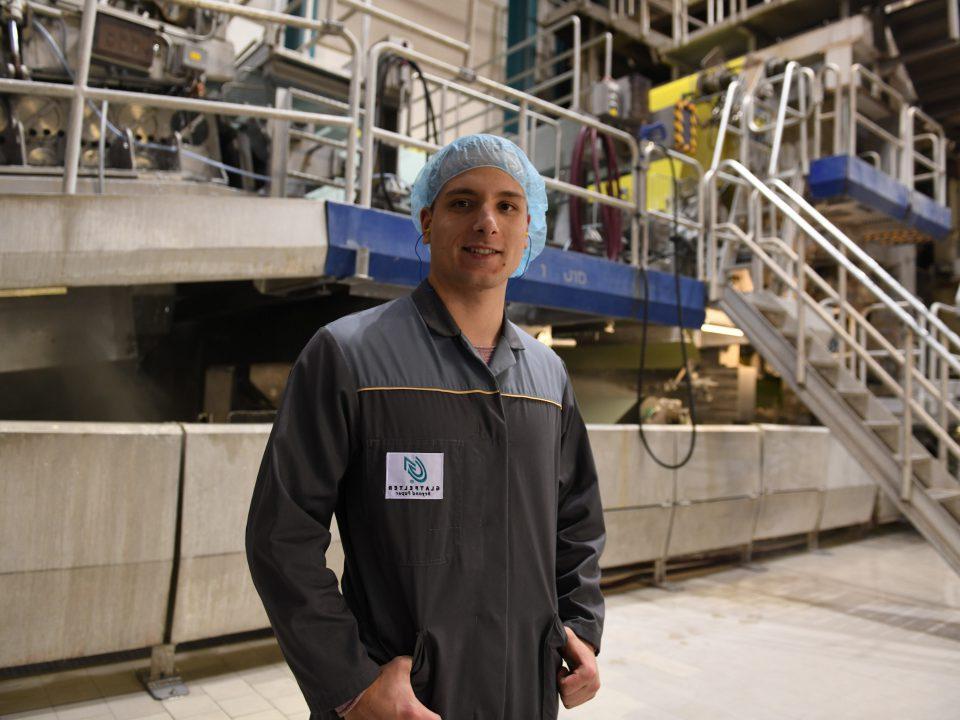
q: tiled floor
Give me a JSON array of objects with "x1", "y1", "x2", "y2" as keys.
[{"x1": 2, "y1": 527, "x2": 959, "y2": 720}]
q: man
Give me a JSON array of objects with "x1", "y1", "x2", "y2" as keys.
[{"x1": 246, "y1": 134, "x2": 605, "y2": 720}]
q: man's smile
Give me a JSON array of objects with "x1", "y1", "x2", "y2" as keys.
[{"x1": 463, "y1": 244, "x2": 503, "y2": 257}]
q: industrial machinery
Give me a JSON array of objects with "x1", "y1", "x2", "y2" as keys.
[{"x1": 2, "y1": 0, "x2": 960, "y2": 677}]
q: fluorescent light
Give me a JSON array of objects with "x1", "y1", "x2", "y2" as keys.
[
  {"x1": 0, "y1": 286, "x2": 67, "y2": 298},
  {"x1": 701, "y1": 322, "x2": 744, "y2": 337}
]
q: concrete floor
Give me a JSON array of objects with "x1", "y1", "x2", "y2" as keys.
[{"x1": 2, "y1": 527, "x2": 958, "y2": 720}]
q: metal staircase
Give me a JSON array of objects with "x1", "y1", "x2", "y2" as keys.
[{"x1": 704, "y1": 60, "x2": 960, "y2": 574}]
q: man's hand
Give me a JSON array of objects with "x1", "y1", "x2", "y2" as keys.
[
  {"x1": 344, "y1": 656, "x2": 441, "y2": 720},
  {"x1": 558, "y1": 626, "x2": 600, "y2": 709}
]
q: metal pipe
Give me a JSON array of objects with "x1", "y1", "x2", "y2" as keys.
[{"x1": 62, "y1": 0, "x2": 99, "y2": 194}]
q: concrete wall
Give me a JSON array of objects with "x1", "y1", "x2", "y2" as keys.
[
  {"x1": 0, "y1": 422, "x2": 181, "y2": 668},
  {"x1": 170, "y1": 425, "x2": 345, "y2": 643},
  {"x1": 0, "y1": 421, "x2": 886, "y2": 668}
]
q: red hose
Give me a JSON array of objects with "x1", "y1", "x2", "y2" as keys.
[{"x1": 568, "y1": 126, "x2": 624, "y2": 260}]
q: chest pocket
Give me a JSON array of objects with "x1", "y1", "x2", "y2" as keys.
[{"x1": 364, "y1": 437, "x2": 463, "y2": 566}]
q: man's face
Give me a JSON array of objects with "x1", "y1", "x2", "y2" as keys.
[{"x1": 420, "y1": 166, "x2": 531, "y2": 292}]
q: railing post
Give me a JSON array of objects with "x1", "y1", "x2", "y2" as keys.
[
  {"x1": 900, "y1": 104, "x2": 912, "y2": 189},
  {"x1": 901, "y1": 327, "x2": 914, "y2": 502},
  {"x1": 638, "y1": 155, "x2": 647, "y2": 268},
  {"x1": 63, "y1": 0, "x2": 100, "y2": 194},
  {"x1": 464, "y1": 0, "x2": 477, "y2": 68},
  {"x1": 940, "y1": 347, "x2": 949, "y2": 470},
  {"x1": 269, "y1": 87, "x2": 291, "y2": 198},
  {"x1": 858, "y1": 325, "x2": 866, "y2": 382},
  {"x1": 707, "y1": 174, "x2": 719, "y2": 300},
  {"x1": 571, "y1": 17, "x2": 581, "y2": 111},
  {"x1": 518, "y1": 100, "x2": 529, "y2": 153},
  {"x1": 838, "y1": 245, "x2": 847, "y2": 365},
  {"x1": 848, "y1": 68, "x2": 857, "y2": 160},
  {"x1": 796, "y1": 232, "x2": 807, "y2": 386},
  {"x1": 359, "y1": 44, "x2": 382, "y2": 207}
]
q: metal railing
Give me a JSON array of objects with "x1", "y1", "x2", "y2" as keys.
[
  {"x1": 0, "y1": 0, "x2": 362, "y2": 198},
  {"x1": 706, "y1": 159, "x2": 960, "y2": 490},
  {"x1": 415, "y1": 17, "x2": 613, "y2": 140},
  {"x1": 640, "y1": 142, "x2": 704, "y2": 276},
  {"x1": 360, "y1": 41, "x2": 643, "y2": 264},
  {"x1": 712, "y1": 61, "x2": 947, "y2": 205}
]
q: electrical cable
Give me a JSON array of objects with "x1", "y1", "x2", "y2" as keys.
[
  {"x1": 636, "y1": 143, "x2": 697, "y2": 470},
  {"x1": 374, "y1": 53, "x2": 439, "y2": 212}
]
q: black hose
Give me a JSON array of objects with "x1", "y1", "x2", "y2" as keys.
[
  {"x1": 636, "y1": 144, "x2": 697, "y2": 470},
  {"x1": 374, "y1": 54, "x2": 440, "y2": 212}
]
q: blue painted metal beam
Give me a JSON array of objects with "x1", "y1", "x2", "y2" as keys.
[
  {"x1": 808, "y1": 155, "x2": 952, "y2": 239},
  {"x1": 324, "y1": 202, "x2": 706, "y2": 329}
]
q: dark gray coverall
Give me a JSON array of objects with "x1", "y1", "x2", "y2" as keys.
[{"x1": 246, "y1": 280, "x2": 605, "y2": 720}]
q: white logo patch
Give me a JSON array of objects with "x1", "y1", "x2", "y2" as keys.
[{"x1": 385, "y1": 452, "x2": 444, "y2": 500}]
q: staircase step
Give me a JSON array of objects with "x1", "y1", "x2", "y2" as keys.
[
  {"x1": 808, "y1": 348, "x2": 839, "y2": 369},
  {"x1": 745, "y1": 292, "x2": 789, "y2": 326},
  {"x1": 836, "y1": 381, "x2": 869, "y2": 397},
  {"x1": 929, "y1": 487, "x2": 960, "y2": 521}
]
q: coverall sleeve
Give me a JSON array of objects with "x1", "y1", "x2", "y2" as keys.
[
  {"x1": 246, "y1": 328, "x2": 380, "y2": 713},
  {"x1": 555, "y1": 376, "x2": 606, "y2": 654}
]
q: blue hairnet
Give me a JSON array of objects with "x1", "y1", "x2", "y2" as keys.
[{"x1": 410, "y1": 134, "x2": 548, "y2": 278}]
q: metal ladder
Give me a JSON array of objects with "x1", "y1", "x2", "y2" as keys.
[{"x1": 704, "y1": 66, "x2": 960, "y2": 576}]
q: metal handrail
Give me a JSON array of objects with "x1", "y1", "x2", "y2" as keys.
[
  {"x1": 361, "y1": 41, "x2": 642, "y2": 263},
  {"x1": 848, "y1": 64, "x2": 907, "y2": 181},
  {"x1": 1, "y1": 0, "x2": 362, "y2": 198},
  {"x1": 714, "y1": 162, "x2": 959, "y2": 376},
  {"x1": 707, "y1": 160, "x2": 960, "y2": 475},
  {"x1": 906, "y1": 106, "x2": 947, "y2": 203},
  {"x1": 770, "y1": 179, "x2": 960, "y2": 364}
]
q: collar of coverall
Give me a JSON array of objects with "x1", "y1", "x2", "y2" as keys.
[{"x1": 412, "y1": 279, "x2": 526, "y2": 351}]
